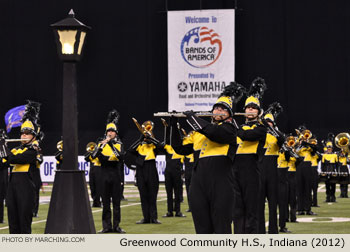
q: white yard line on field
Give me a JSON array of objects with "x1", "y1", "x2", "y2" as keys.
[{"x1": 0, "y1": 198, "x2": 167, "y2": 231}]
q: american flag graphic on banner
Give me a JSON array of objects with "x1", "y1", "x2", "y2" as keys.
[{"x1": 180, "y1": 26, "x2": 222, "y2": 68}]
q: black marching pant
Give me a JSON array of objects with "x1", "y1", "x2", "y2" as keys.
[
  {"x1": 31, "y1": 168, "x2": 42, "y2": 216},
  {"x1": 296, "y1": 161, "x2": 312, "y2": 212},
  {"x1": 325, "y1": 182, "x2": 336, "y2": 201},
  {"x1": 136, "y1": 161, "x2": 159, "y2": 221},
  {"x1": 287, "y1": 171, "x2": 297, "y2": 222},
  {"x1": 89, "y1": 165, "x2": 102, "y2": 206},
  {"x1": 278, "y1": 168, "x2": 288, "y2": 229},
  {"x1": 6, "y1": 173, "x2": 35, "y2": 234},
  {"x1": 101, "y1": 167, "x2": 121, "y2": 229},
  {"x1": 311, "y1": 166, "x2": 319, "y2": 206},
  {"x1": 190, "y1": 157, "x2": 234, "y2": 234},
  {"x1": 120, "y1": 164, "x2": 125, "y2": 198},
  {"x1": 257, "y1": 156, "x2": 278, "y2": 234},
  {"x1": 0, "y1": 168, "x2": 8, "y2": 223},
  {"x1": 184, "y1": 161, "x2": 194, "y2": 211},
  {"x1": 233, "y1": 155, "x2": 260, "y2": 234},
  {"x1": 164, "y1": 167, "x2": 182, "y2": 213}
]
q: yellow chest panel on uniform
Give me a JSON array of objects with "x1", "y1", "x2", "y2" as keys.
[
  {"x1": 236, "y1": 125, "x2": 259, "y2": 154},
  {"x1": 264, "y1": 133, "x2": 279, "y2": 156},
  {"x1": 90, "y1": 156, "x2": 101, "y2": 166},
  {"x1": 199, "y1": 138, "x2": 229, "y2": 159},
  {"x1": 192, "y1": 132, "x2": 207, "y2": 151},
  {"x1": 277, "y1": 153, "x2": 289, "y2": 168},
  {"x1": 338, "y1": 156, "x2": 347, "y2": 166},
  {"x1": 11, "y1": 147, "x2": 30, "y2": 172},
  {"x1": 137, "y1": 144, "x2": 156, "y2": 160},
  {"x1": 288, "y1": 157, "x2": 297, "y2": 172},
  {"x1": 310, "y1": 155, "x2": 319, "y2": 166},
  {"x1": 164, "y1": 145, "x2": 184, "y2": 162},
  {"x1": 101, "y1": 143, "x2": 121, "y2": 161},
  {"x1": 322, "y1": 153, "x2": 338, "y2": 163},
  {"x1": 298, "y1": 147, "x2": 312, "y2": 161}
]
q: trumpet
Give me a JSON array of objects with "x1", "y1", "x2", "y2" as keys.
[
  {"x1": 132, "y1": 118, "x2": 155, "y2": 137},
  {"x1": 86, "y1": 142, "x2": 97, "y2": 152},
  {"x1": 286, "y1": 136, "x2": 296, "y2": 147},
  {"x1": 153, "y1": 112, "x2": 256, "y2": 117},
  {"x1": 57, "y1": 140, "x2": 63, "y2": 152}
]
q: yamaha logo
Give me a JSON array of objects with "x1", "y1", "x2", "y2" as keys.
[{"x1": 177, "y1": 82, "x2": 188, "y2": 92}]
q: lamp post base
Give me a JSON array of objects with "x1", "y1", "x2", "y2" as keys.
[{"x1": 45, "y1": 170, "x2": 96, "y2": 234}]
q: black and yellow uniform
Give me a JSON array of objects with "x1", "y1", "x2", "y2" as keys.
[
  {"x1": 310, "y1": 153, "x2": 320, "y2": 207},
  {"x1": 338, "y1": 153, "x2": 349, "y2": 198},
  {"x1": 233, "y1": 121, "x2": 266, "y2": 234},
  {"x1": 287, "y1": 156, "x2": 298, "y2": 222},
  {"x1": 183, "y1": 132, "x2": 195, "y2": 212},
  {"x1": 277, "y1": 151, "x2": 290, "y2": 232},
  {"x1": 172, "y1": 120, "x2": 236, "y2": 234},
  {"x1": 128, "y1": 140, "x2": 163, "y2": 224},
  {"x1": 6, "y1": 143, "x2": 37, "y2": 233},
  {"x1": 0, "y1": 159, "x2": 9, "y2": 223},
  {"x1": 321, "y1": 153, "x2": 338, "y2": 202},
  {"x1": 31, "y1": 141, "x2": 43, "y2": 218},
  {"x1": 95, "y1": 139, "x2": 124, "y2": 231},
  {"x1": 163, "y1": 144, "x2": 185, "y2": 216},
  {"x1": 257, "y1": 132, "x2": 282, "y2": 234},
  {"x1": 85, "y1": 155, "x2": 102, "y2": 207},
  {"x1": 296, "y1": 146, "x2": 314, "y2": 214}
]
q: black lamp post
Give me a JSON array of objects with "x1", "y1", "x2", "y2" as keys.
[{"x1": 45, "y1": 9, "x2": 95, "y2": 234}]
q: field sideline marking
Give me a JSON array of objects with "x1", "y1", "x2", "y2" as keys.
[{"x1": 0, "y1": 198, "x2": 167, "y2": 231}]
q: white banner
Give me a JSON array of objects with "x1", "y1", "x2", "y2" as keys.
[
  {"x1": 40, "y1": 155, "x2": 166, "y2": 183},
  {"x1": 168, "y1": 9, "x2": 235, "y2": 111}
]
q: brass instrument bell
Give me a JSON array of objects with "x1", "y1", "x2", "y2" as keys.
[{"x1": 86, "y1": 142, "x2": 97, "y2": 152}]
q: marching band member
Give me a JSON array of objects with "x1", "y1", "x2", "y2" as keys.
[
  {"x1": 338, "y1": 150, "x2": 349, "y2": 198},
  {"x1": 126, "y1": 120, "x2": 163, "y2": 224},
  {"x1": 182, "y1": 131, "x2": 195, "y2": 212},
  {"x1": 295, "y1": 125, "x2": 317, "y2": 215},
  {"x1": 171, "y1": 82, "x2": 244, "y2": 234},
  {"x1": 162, "y1": 122, "x2": 186, "y2": 218},
  {"x1": 233, "y1": 77, "x2": 267, "y2": 234},
  {"x1": 287, "y1": 152, "x2": 299, "y2": 223},
  {"x1": 32, "y1": 138, "x2": 44, "y2": 218},
  {"x1": 93, "y1": 110, "x2": 126, "y2": 233},
  {"x1": 0, "y1": 101, "x2": 41, "y2": 233},
  {"x1": 277, "y1": 149, "x2": 291, "y2": 233},
  {"x1": 85, "y1": 141, "x2": 102, "y2": 208},
  {"x1": 0, "y1": 129, "x2": 9, "y2": 224},
  {"x1": 321, "y1": 137, "x2": 338, "y2": 203},
  {"x1": 310, "y1": 139, "x2": 321, "y2": 207},
  {"x1": 257, "y1": 104, "x2": 284, "y2": 234}
]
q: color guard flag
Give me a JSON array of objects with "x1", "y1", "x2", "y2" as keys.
[{"x1": 4, "y1": 105, "x2": 26, "y2": 133}]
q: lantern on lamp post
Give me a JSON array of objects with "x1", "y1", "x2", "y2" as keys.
[
  {"x1": 45, "y1": 9, "x2": 95, "y2": 234},
  {"x1": 51, "y1": 9, "x2": 90, "y2": 62}
]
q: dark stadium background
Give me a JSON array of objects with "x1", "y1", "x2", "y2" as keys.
[{"x1": 0, "y1": 0, "x2": 349, "y2": 155}]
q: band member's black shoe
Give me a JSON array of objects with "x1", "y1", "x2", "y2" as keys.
[
  {"x1": 306, "y1": 211, "x2": 317, "y2": 215},
  {"x1": 175, "y1": 212, "x2": 186, "y2": 217},
  {"x1": 113, "y1": 227, "x2": 126, "y2": 233},
  {"x1": 98, "y1": 228, "x2": 113, "y2": 233},
  {"x1": 186, "y1": 209, "x2": 191, "y2": 212},
  {"x1": 136, "y1": 219, "x2": 150, "y2": 224},
  {"x1": 296, "y1": 211, "x2": 305, "y2": 215},
  {"x1": 162, "y1": 212, "x2": 173, "y2": 217},
  {"x1": 279, "y1": 227, "x2": 291, "y2": 233},
  {"x1": 151, "y1": 219, "x2": 162, "y2": 224}
]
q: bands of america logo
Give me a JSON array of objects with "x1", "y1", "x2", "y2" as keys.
[
  {"x1": 177, "y1": 82, "x2": 188, "y2": 92},
  {"x1": 180, "y1": 26, "x2": 222, "y2": 68}
]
